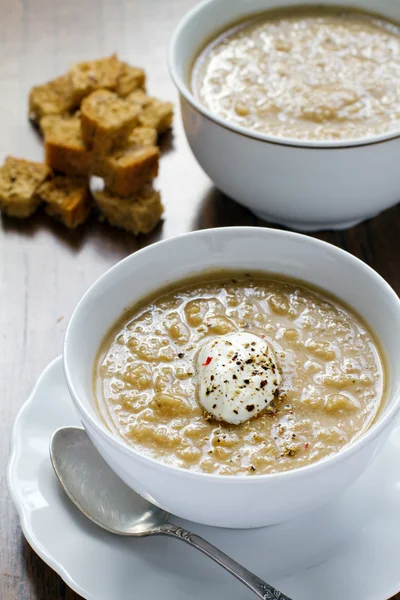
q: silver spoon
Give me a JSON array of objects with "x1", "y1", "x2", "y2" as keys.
[{"x1": 50, "y1": 426, "x2": 293, "y2": 600}]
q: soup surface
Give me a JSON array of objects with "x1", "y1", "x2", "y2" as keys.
[
  {"x1": 191, "y1": 6, "x2": 400, "y2": 141},
  {"x1": 95, "y1": 272, "x2": 385, "y2": 475}
]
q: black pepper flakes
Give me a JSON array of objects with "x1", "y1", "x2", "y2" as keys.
[
  {"x1": 178, "y1": 353, "x2": 184, "y2": 358},
  {"x1": 246, "y1": 404, "x2": 255, "y2": 412}
]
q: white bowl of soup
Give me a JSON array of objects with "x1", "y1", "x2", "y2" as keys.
[
  {"x1": 64, "y1": 227, "x2": 400, "y2": 528},
  {"x1": 169, "y1": 0, "x2": 400, "y2": 231}
]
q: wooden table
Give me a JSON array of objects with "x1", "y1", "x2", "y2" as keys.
[{"x1": 0, "y1": 0, "x2": 399, "y2": 598}]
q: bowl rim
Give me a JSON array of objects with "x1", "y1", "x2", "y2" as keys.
[
  {"x1": 63, "y1": 226, "x2": 400, "y2": 483},
  {"x1": 168, "y1": 0, "x2": 400, "y2": 150}
]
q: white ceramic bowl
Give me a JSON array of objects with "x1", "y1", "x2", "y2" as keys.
[
  {"x1": 64, "y1": 227, "x2": 400, "y2": 528},
  {"x1": 169, "y1": 0, "x2": 400, "y2": 232}
]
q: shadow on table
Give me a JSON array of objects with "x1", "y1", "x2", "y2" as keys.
[
  {"x1": 192, "y1": 187, "x2": 400, "y2": 289},
  {"x1": 0, "y1": 208, "x2": 164, "y2": 257},
  {"x1": 192, "y1": 186, "x2": 264, "y2": 230},
  {"x1": 158, "y1": 129, "x2": 175, "y2": 156}
]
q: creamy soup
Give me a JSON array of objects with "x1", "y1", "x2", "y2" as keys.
[
  {"x1": 95, "y1": 272, "x2": 385, "y2": 475},
  {"x1": 191, "y1": 6, "x2": 400, "y2": 141}
]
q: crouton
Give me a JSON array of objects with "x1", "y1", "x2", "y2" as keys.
[
  {"x1": 126, "y1": 89, "x2": 173, "y2": 134},
  {"x1": 0, "y1": 156, "x2": 51, "y2": 217},
  {"x1": 70, "y1": 55, "x2": 146, "y2": 103},
  {"x1": 94, "y1": 183, "x2": 163, "y2": 234},
  {"x1": 127, "y1": 126, "x2": 157, "y2": 147},
  {"x1": 80, "y1": 89, "x2": 140, "y2": 153},
  {"x1": 40, "y1": 114, "x2": 92, "y2": 176},
  {"x1": 116, "y1": 62, "x2": 146, "y2": 97},
  {"x1": 92, "y1": 127, "x2": 159, "y2": 196},
  {"x1": 29, "y1": 75, "x2": 75, "y2": 123},
  {"x1": 69, "y1": 54, "x2": 121, "y2": 105},
  {"x1": 37, "y1": 175, "x2": 91, "y2": 228}
]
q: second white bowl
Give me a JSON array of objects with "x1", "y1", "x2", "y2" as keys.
[{"x1": 169, "y1": 0, "x2": 400, "y2": 231}]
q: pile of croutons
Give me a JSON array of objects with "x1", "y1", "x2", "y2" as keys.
[{"x1": 0, "y1": 55, "x2": 173, "y2": 233}]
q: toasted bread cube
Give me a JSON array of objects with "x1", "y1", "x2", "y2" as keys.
[
  {"x1": 94, "y1": 184, "x2": 163, "y2": 234},
  {"x1": 128, "y1": 126, "x2": 158, "y2": 147},
  {"x1": 126, "y1": 89, "x2": 149, "y2": 107},
  {"x1": 69, "y1": 54, "x2": 122, "y2": 105},
  {"x1": 139, "y1": 99, "x2": 173, "y2": 134},
  {"x1": 126, "y1": 90, "x2": 173, "y2": 134},
  {"x1": 0, "y1": 157, "x2": 51, "y2": 217},
  {"x1": 70, "y1": 55, "x2": 146, "y2": 102},
  {"x1": 116, "y1": 62, "x2": 146, "y2": 97},
  {"x1": 93, "y1": 127, "x2": 160, "y2": 196},
  {"x1": 37, "y1": 175, "x2": 91, "y2": 228},
  {"x1": 81, "y1": 90, "x2": 140, "y2": 153},
  {"x1": 29, "y1": 75, "x2": 75, "y2": 123},
  {"x1": 94, "y1": 147, "x2": 159, "y2": 197},
  {"x1": 40, "y1": 114, "x2": 92, "y2": 176}
]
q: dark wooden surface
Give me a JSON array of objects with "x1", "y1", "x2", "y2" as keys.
[{"x1": 0, "y1": 0, "x2": 399, "y2": 598}]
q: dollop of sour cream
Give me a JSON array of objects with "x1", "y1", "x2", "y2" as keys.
[{"x1": 196, "y1": 332, "x2": 281, "y2": 425}]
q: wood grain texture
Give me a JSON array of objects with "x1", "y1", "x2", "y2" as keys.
[{"x1": 0, "y1": 0, "x2": 399, "y2": 598}]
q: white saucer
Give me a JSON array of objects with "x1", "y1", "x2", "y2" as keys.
[{"x1": 7, "y1": 357, "x2": 400, "y2": 600}]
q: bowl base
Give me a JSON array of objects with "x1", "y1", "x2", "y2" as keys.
[{"x1": 252, "y1": 209, "x2": 379, "y2": 232}]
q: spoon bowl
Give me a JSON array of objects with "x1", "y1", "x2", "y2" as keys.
[
  {"x1": 50, "y1": 426, "x2": 293, "y2": 600},
  {"x1": 50, "y1": 426, "x2": 168, "y2": 536}
]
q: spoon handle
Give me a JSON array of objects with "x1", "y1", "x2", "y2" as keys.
[{"x1": 158, "y1": 524, "x2": 292, "y2": 600}]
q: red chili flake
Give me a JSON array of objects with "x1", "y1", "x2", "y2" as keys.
[
  {"x1": 260, "y1": 334, "x2": 266, "y2": 338},
  {"x1": 304, "y1": 443, "x2": 309, "y2": 450},
  {"x1": 202, "y1": 356, "x2": 213, "y2": 366}
]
